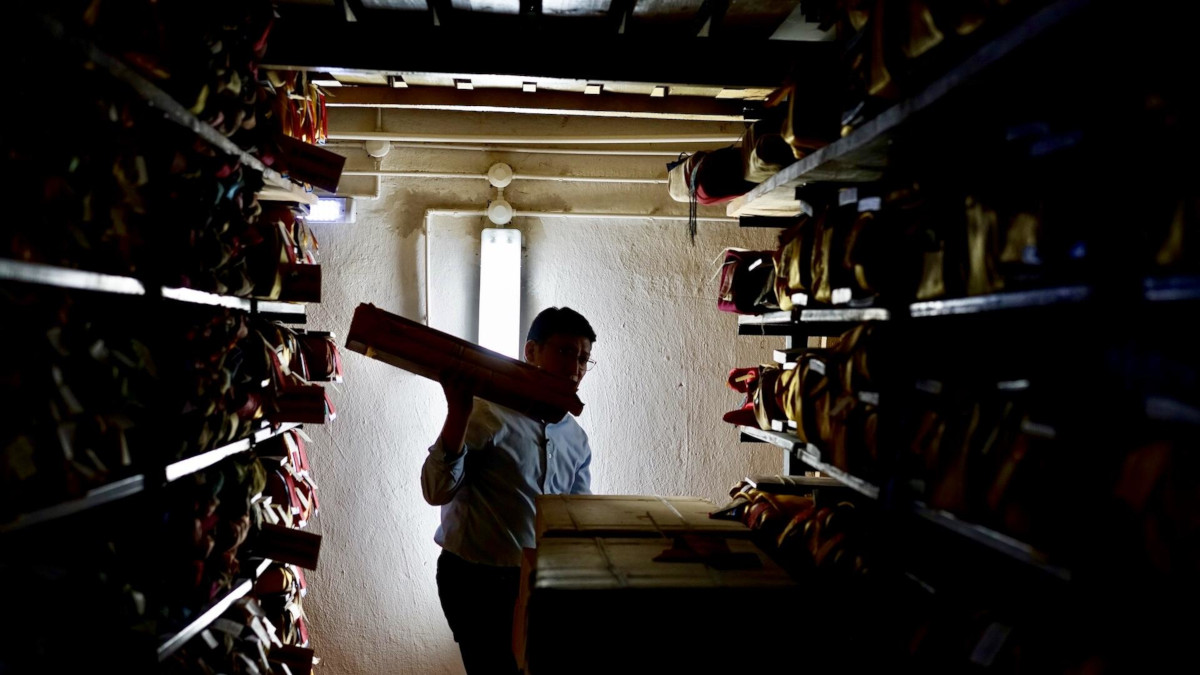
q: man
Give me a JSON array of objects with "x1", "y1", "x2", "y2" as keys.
[{"x1": 421, "y1": 306, "x2": 596, "y2": 674}]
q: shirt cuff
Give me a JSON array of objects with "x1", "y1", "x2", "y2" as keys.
[{"x1": 428, "y1": 438, "x2": 466, "y2": 464}]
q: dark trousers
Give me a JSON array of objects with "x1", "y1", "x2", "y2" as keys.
[{"x1": 436, "y1": 549, "x2": 521, "y2": 675}]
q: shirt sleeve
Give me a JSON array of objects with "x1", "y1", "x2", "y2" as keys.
[
  {"x1": 420, "y1": 436, "x2": 466, "y2": 506},
  {"x1": 570, "y1": 436, "x2": 592, "y2": 495}
]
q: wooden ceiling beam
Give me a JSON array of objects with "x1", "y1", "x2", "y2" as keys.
[
  {"x1": 692, "y1": 0, "x2": 731, "y2": 37},
  {"x1": 607, "y1": 0, "x2": 637, "y2": 33},
  {"x1": 264, "y1": 5, "x2": 832, "y2": 88},
  {"x1": 322, "y1": 86, "x2": 757, "y2": 121}
]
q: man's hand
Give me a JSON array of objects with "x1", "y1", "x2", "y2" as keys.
[
  {"x1": 439, "y1": 365, "x2": 480, "y2": 458},
  {"x1": 441, "y1": 365, "x2": 479, "y2": 420}
]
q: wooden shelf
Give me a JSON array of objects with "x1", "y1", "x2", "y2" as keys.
[
  {"x1": 3, "y1": 424, "x2": 302, "y2": 534},
  {"x1": 728, "y1": 0, "x2": 1095, "y2": 217},
  {"x1": 164, "y1": 423, "x2": 300, "y2": 483},
  {"x1": 737, "y1": 426, "x2": 1071, "y2": 579},
  {"x1": 0, "y1": 476, "x2": 146, "y2": 535},
  {"x1": 737, "y1": 426, "x2": 881, "y2": 499},
  {"x1": 734, "y1": 277, "x2": 1198, "y2": 335},
  {"x1": 37, "y1": 13, "x2": 316, "y2": 205},
  {"x1": 156, "y1": 579, "x2": 254, "y2": 661},
  {"x1": 0, "y1": 259, "x2": 307, "y2": 323},
  {"x1": 1143, "y1": 276, "x2": 1200, "y2": 303},
  {"x1": 912, "y1": 503, "x2": 1071, "y2": 582},
  {"x1": 737, "y1": 311, "x2": 796, "y2": 335},
  {"x1": 908, "y1": 285, "x2": 1092, "y2": 318}
]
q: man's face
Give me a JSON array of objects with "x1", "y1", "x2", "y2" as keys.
[{"x1": 525, "y1": 334, "x2": 593, "y2": 386}]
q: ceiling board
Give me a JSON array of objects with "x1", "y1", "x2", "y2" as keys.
[
  {"x1": 543, "y1": 0, "x2": 611, "y2": 16},
  {"x1": 632, "y1": 0, "x2": 704, "y2": 19},
  {"x1": 363, "y1": 0, "x2": 431, "y2": 9},
  {"x1": 721, "y1": 0, "x2": 799, "y2": 39},
  {"x1": 450, "y1": 0, "x2": 520, "y2": 13}
]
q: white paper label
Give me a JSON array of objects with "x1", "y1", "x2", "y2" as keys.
[
  {"x1": 970, "y1": 623, "x2": 1012, "y2": 667},
  {"x1": 857, "y1": 196, "x2": 882, "y2": 212},
  {"x1": 916, "y1": 379, "x2": 943, "y2": 395}
]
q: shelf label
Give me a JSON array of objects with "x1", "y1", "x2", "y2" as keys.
[
  {"x1": 1020, "y1": 420, "x2": 1057, "y2": 439},
  {"x1": 832, "y1": 287, "x2": 853, "y2": 305},
  {"x1": 857, "y1": 196, "x2": 882, "y2": 212},
  {"x1": 970, "y1": 622, "x2": 1013, "y2": 667},
  {"x1": 916, "y1": 379, "x2": 943, "y2": 395},
  {"x1": 838, "y1": 188, "x2": 858, "y2": 206},
  {"x1": 212, "y1": 618, "x2": 244, "y2": 636},
  {"x1": 859, "y1": 391, "x2": 880, "y2": 406}
]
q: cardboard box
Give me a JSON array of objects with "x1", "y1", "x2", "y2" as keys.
[
  {"x1": 519, "y1": 537, "x2": 800, "y2": 674},
  {"x1": 344, "y1": 303, "x2": 583, "y2": 422},
  {"x1": 535, "y1": 495, "x2": 752, "y2": 540}
]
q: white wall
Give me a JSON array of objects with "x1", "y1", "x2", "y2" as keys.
[{"x1": 300, "y1": 121, "x2": 784, "y2": 673}]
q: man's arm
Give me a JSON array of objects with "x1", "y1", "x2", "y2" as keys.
[
  {"x1": 570, "y1": 437, "x2": 592, "y2": 495},
  {"x1": 420, "y1": 368, "x2": 477, "y2": 505}
]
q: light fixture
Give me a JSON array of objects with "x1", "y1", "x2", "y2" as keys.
[
  {"x1": 455, "y1": 79, "x2": 474, "y2": 90},
  {"x1": 487, "y1": 199, "x2": 513, "y2": 226},
  {"x1": 478, "y1": 228, "x2": 522, "y2": 358},
  {"x1": 584, "y1": 83, "x2": 603, "y2": 95},
  {"x1": 522, "y1": 82, "x2": 537, "y2": 93},
  {"x1": 365, "y1": 140, "x2": 391, "y2": 158},
  {"x1": 488, "y1": 163, "x2": 514, "y2": 189},
  {"x1": 308, "y1": 197, "x2": 356, "y2": 224},
  {"x1": 389, "y1": 75, "x2": 408, "y2": 88},
  {"x1": 651, "y1": 86, "x2": 668, "y2": 98}
]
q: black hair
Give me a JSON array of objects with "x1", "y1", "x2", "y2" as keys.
[{"x1": 526, "y1": 306, "x2": 597, "y2": 344}]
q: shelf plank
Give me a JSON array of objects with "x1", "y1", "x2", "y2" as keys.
[
  {"x1": 793, "y1": 443, "x2": 881, "y2": 500},
  {"x1": 164, "y1": 439, "x2": 253, "y2": 483},
  {"x1": 0, "y1": 259, "x2": 308, "y2": 323},
  {"x1": 908, "y1": 286, "x2": 1092, "y2": 318},
  {"x1": 165, "y1": 423, "x2": 301, "y2": 483},
  {"x1": 1144, "y1": 396, "x2": 1200, "y2": 426},
  {"x1": 160, "y1": 286, "x2": 256, "y2": 311},
  {"x1": 738, "y1": 425, "x2": 802, "y2": 452},
  {"x1": 157, "y1": 579, "x2": 253, "y2": 661},
  {"x1": 1143, "y1": 276, "x2": 1200, "y2": 303},
  {"x1": 0, "y1": 259, "x2": 146, "y2": 296},
  {"x1": 257, "y1": 300, "x2": 309, "y2": 324},
  {"x1": 729, "y1": 0, "x2": 1095, "y2": 216},
  {"x1": 0, "y1": 475, "x2": 146, "y2": 535},
  {"x1": 738, "y1": 426, "x2": 882, "y2": 499},
  {"x1": 3, "y1": 425, "x2": 302, "y2": 534},
  {"x1": 772, "y1": 348, "x2": 804, "y2": 364},
  {"x1": 737, "y1": 311, "x2": 796, "y2": 335},
  {"x1": 800, "y1": 307, "x2": 891, "y2": 323},
  {"x1": 738, "y1": 427, "x2": 1067, "y2": 580},
  {"x1": 912, "y1": 503, "x2": 1071, "y2": 582},
  {"x1": 735, "y1": 283, "x2": 1106, "y2": 335},
  {"x1": 37, "y1": 13, "x2": 316, "y2": 206}
]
